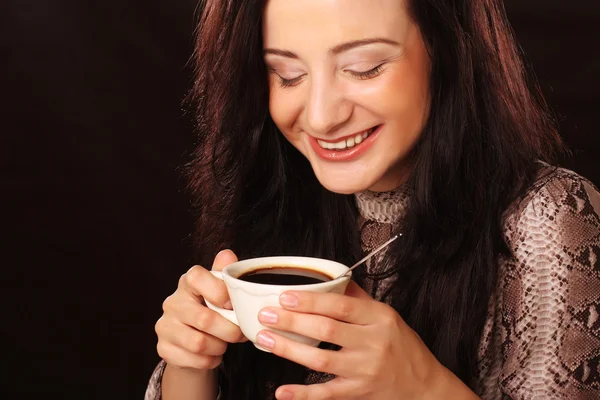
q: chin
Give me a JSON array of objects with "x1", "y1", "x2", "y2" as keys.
[
  {"x1": 319, "y1": 181, "x2": 363, "y2": 195},
  {"x1": 300, "y1": 145, "x2": 388, "y2": 194},
  {"x1": 312, "y1": 167, "x2": 377, "y2": 195}
]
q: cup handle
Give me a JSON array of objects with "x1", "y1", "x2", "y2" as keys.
[{"x1": 204, "y1": 271, "x2": 239, "y2": 326}]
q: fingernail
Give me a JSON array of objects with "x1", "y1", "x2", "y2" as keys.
[
  {"x1": 224, "y1": 300, "x2": 232, "y2": 310},
  {"x1": 276, "y1": 389, "x2": 293, "y2": 400},
  {"x1": 256, "y1": 331, "x2": 275, "y2": 349},
  {"x1": 280, "y1": 293, "x2": 298, "y2": 308},
  {"x1": 258, "y1": 309, "x2": 278, "y2": 324}
]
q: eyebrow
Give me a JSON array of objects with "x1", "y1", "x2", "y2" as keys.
[{"x1": 263, "y1": 37, "x2": 400, "y2": 59}]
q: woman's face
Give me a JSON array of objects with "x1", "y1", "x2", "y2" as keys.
[{"x1": 263, "y1": 0, "x2": 430, "y2": 194}]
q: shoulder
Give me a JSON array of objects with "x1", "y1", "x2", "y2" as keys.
[
  {"x1": 513, "y1": 163, "x2": 599, "y2": 218},
  {"x1": 503, "y1": 164, "x2": 600, "y2": 258},
  {"x1": 499, "y1": 164, "x2": 600, "y2": 315}
]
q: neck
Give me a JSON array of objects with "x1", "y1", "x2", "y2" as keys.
[{"x1": 355, "y1": 183, "x2": 410, "y2": 224}]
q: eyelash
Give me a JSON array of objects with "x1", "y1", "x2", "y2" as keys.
[
  {"x1": 278, "y1": 75, "x2": 304, "y2": 88},
  {"x1": 267, "y1": 67, "x2": 303, "y2": 88},
  {"x1": 348, "y1": 64, "x2": 385, "y2": 80},
  {"x1": 270, "y1": 64, "x2": 385, "y2": 88}
]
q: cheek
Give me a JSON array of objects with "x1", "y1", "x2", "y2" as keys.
[
  {"x1": 269, "y1": 87, "x2": 302, "y2": 135},
  {"x1": 373, "y1": 66, "x2": 429, "y2": 126}
]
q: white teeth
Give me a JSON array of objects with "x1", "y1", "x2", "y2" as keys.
[
  {"x1": 317, "y1": 140, "x2": 334, "y2": 149},
  {"x1": 317, "y1": 127, "x2": 376, "y2": 151},
  {"x1": 335, "y1": 140, "x2": 347, "y2": 150}
]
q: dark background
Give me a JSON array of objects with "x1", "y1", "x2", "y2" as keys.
[{"x1": 1, "y1": 1, "x2": 598, "y2": 398}]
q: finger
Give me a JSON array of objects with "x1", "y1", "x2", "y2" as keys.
[
  {"x1": 176, "y1": 298, "x2": 246, "y2": 344},
  {"x1": 211, "y1": 249, "x2": 238, "y2": 272},
  {"x1": 344, "y1": 280, "x2": 372, "y2": 300},
  {"x1": 279, "y1": 290, "x2": 379, "y2": 325},
  {"x1": 275, "y1": 380, "x2": 356, "y2": 400},
  {"x1": 258, "y1": 307, "x2": 362, "y2": 348},
  {"x1": 157, "y1": 341, "x2": 222, "y2": 370},
  {"x1": 181, "y1": 264, "x2": 230, "y2": 308},
  {"x1": 255, "y1": 330, "x2": 352, "y2": 376},
  {"x1": 156, "y1": 316, "x2": 228, "y2": 356}
]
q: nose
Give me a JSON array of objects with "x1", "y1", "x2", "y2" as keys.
[{"x1": 305, "y1": 74, "x2": 352, "y2": 135}]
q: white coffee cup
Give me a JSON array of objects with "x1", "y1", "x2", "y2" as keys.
[{"x1": 205, "y1": 256, "x2": 351, "y2": 352}]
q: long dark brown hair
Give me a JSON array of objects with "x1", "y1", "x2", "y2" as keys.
[{"x1": 185, "y1": 0, "x2": 563, "y2": 398}]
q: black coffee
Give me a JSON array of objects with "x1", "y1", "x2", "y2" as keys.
[{"x1": 239, "y1": 266, "x2": 332, "y2": 285}]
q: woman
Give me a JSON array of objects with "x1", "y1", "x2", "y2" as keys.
[{"x1": 146, "y1": 0, "x2": 600, "y2": 399}]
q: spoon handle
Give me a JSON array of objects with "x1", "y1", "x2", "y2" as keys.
[{"x1": 336, "y1": 234, "x2": 401, "y2": 279}]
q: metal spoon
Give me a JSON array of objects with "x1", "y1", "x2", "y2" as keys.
[{"x1": 335, "y1": 234, "x2": 401, "y2": 279}]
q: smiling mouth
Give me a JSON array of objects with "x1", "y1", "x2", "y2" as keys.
[{"x1": 316, "y1": 126, "x2": 378, "y2": 151}]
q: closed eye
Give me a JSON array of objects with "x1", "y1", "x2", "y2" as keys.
[
  {"x1": 278, "y1": 75, "x2": 304, "y2": 88},
  {"x1": 268, "y1": 68, "x2": 305, "y2": 88},
  {"x1": 347, "y1": 63, "x2": 385, "y2": 80}
]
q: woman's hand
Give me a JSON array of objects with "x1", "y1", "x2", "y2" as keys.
[
  {"x1": 256, "y1": 281, "x2": 478, "y2": 400},
  {"x1": 155, "y1": 250, "x2": 246, "y2": 371}
]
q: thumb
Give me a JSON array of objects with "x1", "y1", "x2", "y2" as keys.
[
  {"x1": 211, "y1": 249, "x2": 238, "y2": 272},
  {"x1": 345, "y1": 280, "x2": 372, "y2": 300}
]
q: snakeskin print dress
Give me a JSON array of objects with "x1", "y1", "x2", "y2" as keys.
[{"x1": 145, "y1": 166, "x2": 600, "y2": 399}]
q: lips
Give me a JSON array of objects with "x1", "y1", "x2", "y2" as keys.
[{"x1": 308, "y1": 125, "x2": 382, "y2": 162}]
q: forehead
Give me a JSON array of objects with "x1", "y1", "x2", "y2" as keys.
[{"x1": 262, "y1": 0, "x2": 411, "y2": 48}]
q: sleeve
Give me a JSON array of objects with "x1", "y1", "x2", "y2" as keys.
[
  {"x1": 143, "y1": 360, "x2": 222, "y2": 400},
  {"x1": 496, "y1": 173, "x2": 600, "y2": 399},
  {"x1": 144, "y1": 360, "x2": 167, "y2": 400}
]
